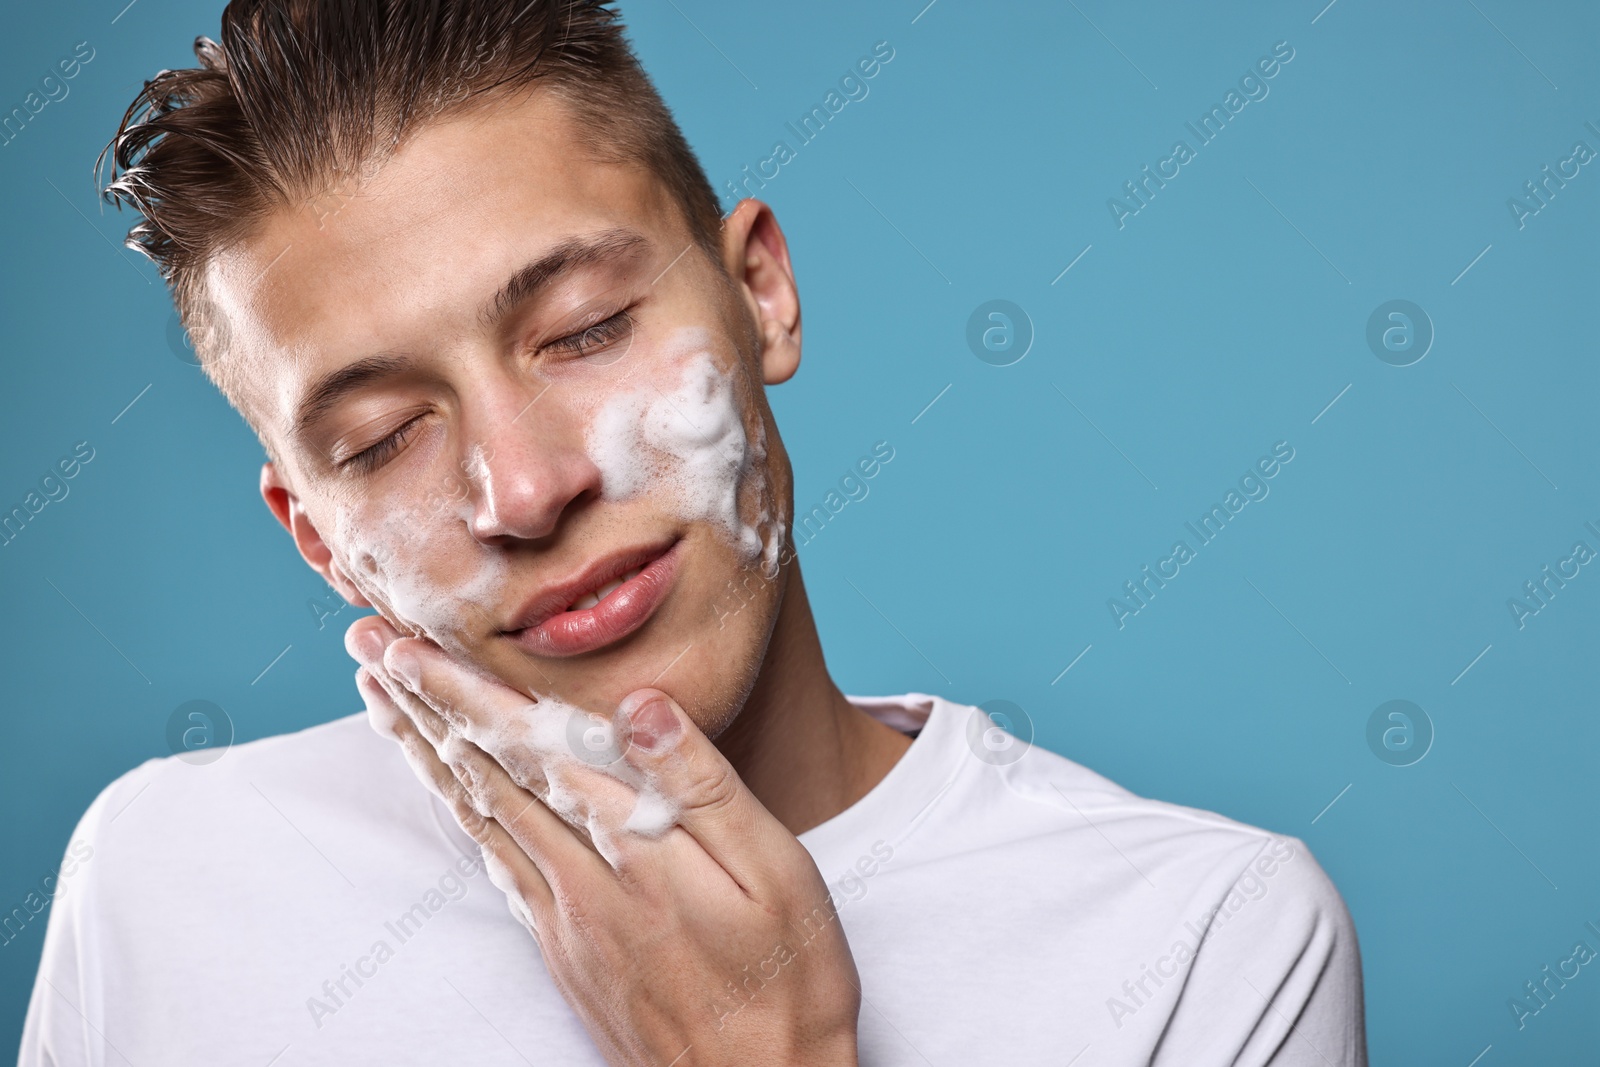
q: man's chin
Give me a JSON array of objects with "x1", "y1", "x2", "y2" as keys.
[{"x1": 466, "y1": 635, "x2": 649, "y2": 716}]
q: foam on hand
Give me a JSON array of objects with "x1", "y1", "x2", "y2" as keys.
[{"x1": 465, "y1": 694, "x2": 682, "y2": 862}]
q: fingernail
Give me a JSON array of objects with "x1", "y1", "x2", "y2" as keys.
[
  {"x1": 351, "y1": 626, "x2": 386, "y2": 665},
  {"x1": 628, "y1": 697, "x2": 680, "y2": 751}
]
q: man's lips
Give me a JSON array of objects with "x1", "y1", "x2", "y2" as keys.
[{"x1": 502, "y1": 539, "x2": 682, "y2": 657}]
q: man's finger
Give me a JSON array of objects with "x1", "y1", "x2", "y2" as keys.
[
  {"x1": 434, "y1": 728, "x2": 622, "y2": 879},
  {"x1": 382, "y1": 637, "x2": 634, "y2": 821},
  {"x1": 356, "y1": 667, "x2": 557, "y2": 919},
  {"x1": 369, "y1": 639, "x2": 618, "y2": 884},
  {"x1": 617, "y1": 688, "x2": 798, "y2": 893},
  {"x1": 381, "y1": 636, "x2": 519, "y2": 743},
  {"x1": 348, "y1": 618, "x2": 455, "y2": 746}
]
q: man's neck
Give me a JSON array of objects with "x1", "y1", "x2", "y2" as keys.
[{"x1": 713, "y1": 562, "x2": 914, "y2": 837}]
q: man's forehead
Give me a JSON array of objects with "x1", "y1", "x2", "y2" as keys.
[
  {"x1": 211, "y1": 93, "x2": 659, "y2": 324},
  {"x1": 201, "y1": 93, "x2": 678, "y2": 438}
]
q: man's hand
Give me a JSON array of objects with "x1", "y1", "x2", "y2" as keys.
[{"x1": 346, "y1": 616, "x2": 862, "y2": 1067}]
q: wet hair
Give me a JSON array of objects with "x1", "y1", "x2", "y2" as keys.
[{"x1": 96, "y1": 0, "x2": 724, "y2": 417}]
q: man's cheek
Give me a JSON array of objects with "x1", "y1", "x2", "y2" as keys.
[
  {"x1": 324, "y1": 492, "x2": 499, "y2": 646},
  {"x1": 581, "y1": 327, "x2": 780, "y2": 569}
]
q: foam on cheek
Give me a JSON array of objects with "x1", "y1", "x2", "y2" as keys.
[
  {"x1": 586, "y1": 329, "x2": 787, "y2": 576},
  {"x1": 748, "y1": 412, "x2": 785, "y2": 580},
  {"x1": 330, "y1": 492, "x2": 507, "y2": 649}
]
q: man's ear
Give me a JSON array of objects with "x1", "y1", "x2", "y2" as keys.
[
  {"x1": 259, "y1": 462, "x2": 372, "y2": 607},
  {"x1": 721, "y1": 199, "x2": 801, "y2": 386}
]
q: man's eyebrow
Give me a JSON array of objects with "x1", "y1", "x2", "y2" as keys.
[
  {"x1": 293, "y1": 353, "x2": 414, "y2": 439},
  {"x1": 291, "y1": 229, "x2": 651, "y2": 440},
  {"x1": 479, "y1": 227, "x2": 651, "y2": 330}
]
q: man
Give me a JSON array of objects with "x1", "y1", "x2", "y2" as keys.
[{"x1": 21, "y1": 1, "x2": 1367, "y2": 1063}]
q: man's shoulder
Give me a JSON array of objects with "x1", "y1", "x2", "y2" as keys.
[
  {"x1": 1024, "y1": 726, "x2": 1337, "y2": 902},
  {"x1": 863, "y1": 696, "x2": 1364, "y2": 1059},
  {"x1": 88, "y1": 710, "x2": 389, "y2": 811},
  {"x1": 1010, "y1": 735, "x2": 1294, "y2": 872},
  {"x1": 71, "y1": 710, "x2": 430, "y2": 880},
  {"x1": 909, "y1": 693, "x2": 1350, "y2": 926}
]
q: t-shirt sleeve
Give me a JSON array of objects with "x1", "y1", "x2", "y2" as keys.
[
  {"x1": 16, "y1": 763, "x2": 154, "y2": 1067},
  {"x1": 1151, "y1": 835, "x2": 1368, "y2": 1066}
]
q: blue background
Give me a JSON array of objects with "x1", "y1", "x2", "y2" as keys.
[{"x1": 2, "y1": 0, "x2": 1596, "y2": 1061}]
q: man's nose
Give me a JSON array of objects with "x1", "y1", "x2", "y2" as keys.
[{"x1": 463, "y1": 402, "x2": 603, "y2": 544}]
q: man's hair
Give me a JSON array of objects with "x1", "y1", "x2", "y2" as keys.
[{"x1": 97, "y1": 0, "x2": 724, "y2": 419}]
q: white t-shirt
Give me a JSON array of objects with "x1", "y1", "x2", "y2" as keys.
[{"x1": 19, "y1": 693, "x2": 1366, "y2": 1065}]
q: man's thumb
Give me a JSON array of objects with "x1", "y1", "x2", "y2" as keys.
[
  {"x1": 618, "y1": 688, "x2": 792, "y2": 883},
  {"x1": 621, "y1": 688, "x2": 684, "y2": 754}
]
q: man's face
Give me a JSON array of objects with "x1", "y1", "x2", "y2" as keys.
[{"x1": 208, "y1": 89, "x2": 797, "y2": 734}]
